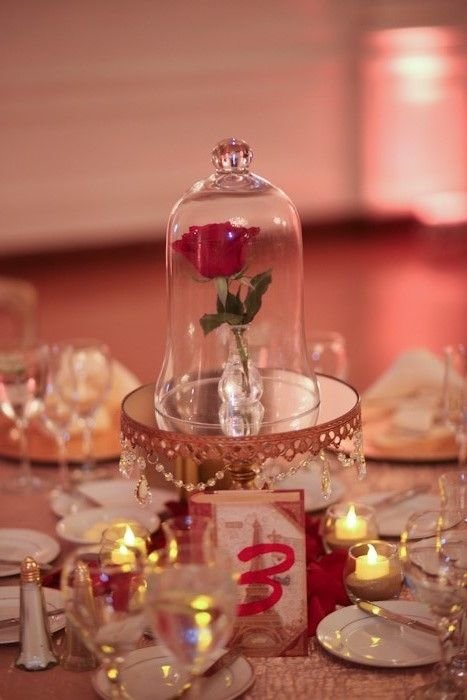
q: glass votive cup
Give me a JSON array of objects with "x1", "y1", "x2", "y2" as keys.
[
  {"x1": 344, "y1": 540, "x2": 403, "y2": 604},
  {"x1": 439, "y1": 470, "x2": 467, "y2": 509},
  {"x1": 100, "y1": 520, "x2": 151, "y2": 565},
  {"x1": 322, "y1": 502, "x2": 379, "y2": 553}
]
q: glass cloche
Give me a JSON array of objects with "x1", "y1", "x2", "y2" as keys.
[{"x1": 154, "y1": 138, "x2": 320, "y2": 438}]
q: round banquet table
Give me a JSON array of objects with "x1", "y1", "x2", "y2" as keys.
[{"x1": 0, "y1": 458, "x2": 447, "y2": 700}]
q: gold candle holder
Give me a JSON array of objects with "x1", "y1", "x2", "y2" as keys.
[{"x1": 344, "y1": 540, "x2": 403, "y2": 603}]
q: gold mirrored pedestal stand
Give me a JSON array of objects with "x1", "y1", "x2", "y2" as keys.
[{"x1": 120, "y1": 375, "x2": 365, "y2": 502}]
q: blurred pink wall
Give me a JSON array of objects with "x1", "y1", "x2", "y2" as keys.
[{"x1": 0, "y1": 0, "x2": 466, "y2": 254}]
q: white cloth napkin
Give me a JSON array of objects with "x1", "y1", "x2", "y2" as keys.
[
  {"x1": 364, "y1": 348, "x2": 445, "y2": 401},
  {"x1": 362, "y1": 349, "x2": 454, "y2": 454}
]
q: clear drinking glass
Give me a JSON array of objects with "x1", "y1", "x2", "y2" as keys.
[
  {"x1": 162, "y1": 515, "x2": 215, "y2": 565},
  {"x1": 56, "y1": 339, "x2": 112, "y2": 473},
  {"x1": 307, "y1": 330, "x2": 348, "y2": 380},
  {"x1": 146, "y1": 543, "x2": 237, "y2": 697},
  {"x1": 442, "y1": 344, "x2": 467, "y2": 467},
  {"x1": 400, "y1": 509, "x2": 467, "y2": 699},
  {"x1": 438, "y1": 472, "x2": 467, "y2": 681},
  {"x1": 0, "y1": 342, "x2": 49, "y2": 492},
  {"x1": 61, "y1": 546, "x2": 146, "y2": 699}
]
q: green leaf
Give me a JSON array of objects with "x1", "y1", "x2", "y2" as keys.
[
  {"x1": 200, "y1": 312, "x2": 244, "y2": 335},
  {"x1": 224, "y1": 291, "x2": 244, "y2": 316},
  {"x1": 243, "y1": 269, "x2": 272, "y2": 323}
]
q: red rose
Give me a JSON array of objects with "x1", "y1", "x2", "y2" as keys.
[{"x1": 172, "y1": 222, "x2": 259, "y2": 278}]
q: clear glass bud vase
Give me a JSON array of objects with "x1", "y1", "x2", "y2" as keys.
[{"x1": 218, "y1": 325, "x2": 264, "y2": 437}]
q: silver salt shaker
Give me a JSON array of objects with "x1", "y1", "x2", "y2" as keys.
[{"x1": 15, "y1": 556, "x2": 58, "y2": 671}]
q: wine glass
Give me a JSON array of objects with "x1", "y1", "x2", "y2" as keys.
[
  {"x1": 307, "y1": 330, "x2": 348, "y2": 380},
  {"x1": 61, "y1": 545, "x2": 146, "y2": 699},
  {"x1": 400, "y1": 509, "x2": 467, "y2": 699},
  {"x1": 162, "y1": 515, "x2": 215, "y2": 564},
  {"x1": 146, "y1": 518, "x2": 237, "y2": 697},
  {"x1": 441, "y1": 344, "x2": 467, "y2": 467},
  {"x1": 56, "y1": 339, "x2": 112, "y2": 473},
  {"x1": 41, "y1": 344, "x2": 90, "y2": 513},
  {"x1": 438, "y1": 472, "x2": 467, "y2": 681},
  {"x1": 0, "y1": 341, "x2": 49, "y2": 492}
]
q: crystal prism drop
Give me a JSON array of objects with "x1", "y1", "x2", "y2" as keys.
[
  {"x1": 135, "y1": 474, "x2": 152, "y2": 506},
  {"x1": 319, "y1": 451, "x2": 332, "y2": 499}
]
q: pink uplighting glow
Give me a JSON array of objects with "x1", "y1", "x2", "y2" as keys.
[{"x1": 362, "y1": 26, "x2": 467, "y2": 214}]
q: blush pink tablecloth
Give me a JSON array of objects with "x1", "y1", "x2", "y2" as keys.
[{"x1": 0, "y1": 460, "x2": 444, "y2": 700}]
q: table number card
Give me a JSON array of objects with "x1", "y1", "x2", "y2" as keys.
[{"x1": 190, "y1": 489, "x2": 308, "y2": 657}]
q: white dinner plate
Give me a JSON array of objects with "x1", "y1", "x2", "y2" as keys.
[
  {"x1": 56, "y1": 506, "x2": 160, "y2": 544},
  {"x1": 317, "y1": 601, "x2": 440, "y2": 668},
  {"x1": 279, "y1": 467, "x2": 346, "y2": 512},
  {"x1": 0, "y1": 528, "x2": 60, "y2": 577},
  {"x1": 358, "y1": 491, "x2": 440, "y2": 538},
  {"x1": 77, "y1": 479, "x2": 171, "y2": 514},
  {"x1": 0, "y1": 586, "x2": 65, "y2": 644},
  {"x1": 92, "y1": 645, "x2": 255, "y2": 700}
]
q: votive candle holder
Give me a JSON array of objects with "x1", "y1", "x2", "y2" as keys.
[
  {"x1": 322, "y1": 502, "x2": 378, "y2": 553},
  {"x1": 344, "y1": 540, "x2": 403, "y2": 604}
]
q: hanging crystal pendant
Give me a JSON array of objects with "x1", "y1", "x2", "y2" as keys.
[{"x1": 218, "y1": 325, "x2": 264, "y2": 437}]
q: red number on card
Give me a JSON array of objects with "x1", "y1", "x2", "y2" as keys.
[{"x1": 236, "y1": 543, "x2": 295, "y2": 616}]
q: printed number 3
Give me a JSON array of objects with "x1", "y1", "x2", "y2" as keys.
[{"x1": 236, "y1": 543, "x2": 295, "y2": 616}]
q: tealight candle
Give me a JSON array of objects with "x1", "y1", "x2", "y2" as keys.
[
  {"x1": 111, "y1": 543, "x2": 136, "y2": 566},
  {"x1": 323, "y1": 503, "x2": 378, "y2": 552},
  {"x1": 355, "y1": 543, "x2": 390, "y2": 580},
  {"x1": 100, "y1": 521, "x2": 150, "y2": 568},
  {"x1": 344, "y1": 540, "x2": 403, "y2": 603},
  {"x1": 335, "y1": 505, "x2": 368, "y2": 541},
  {"x1": 117, "y1": 525, "x2": 147, "y2": 556}
]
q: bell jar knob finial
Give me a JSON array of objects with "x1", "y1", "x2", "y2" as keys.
[{"x1": 212, "y1": 138, "x2": 253, "y2": 173}]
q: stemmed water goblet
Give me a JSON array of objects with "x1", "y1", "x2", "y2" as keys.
[
  {"x1": 438, "y1": 472, "x2": 467, "y2": 682},
  {"x1": 61, "y1": 545, "x2": 147, "y2": 699},
  {"x1": 0, "y1": 341, "x2": 49, "y2": 492},
  {"x1": 41, "y1": 344, "x2": 91, "y2": 513},
  {"x1": 307, "y1": 330, "x2": 348, "y2": 380},
  {"x1": 146, "y1": 516, "x2": 237, "y2": 697},
  {"x1": 441, "y1": 344, "x2": 467, "y2": 467},
  {"x1": 55, "y1": 339, "x2": 112, "y2": 473},
  {"x1": 400, "y1": 509, "x2": 467, "y2": 699}
]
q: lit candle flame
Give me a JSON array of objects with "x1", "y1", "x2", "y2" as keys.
[
  {"x1": 346, "y1": 504, "x2": 357, "y2": 528},
  {"x1": 366, "y1": 543, "x2": 378, "y2": 565},
  {"x1": 122, "y1": 525, "x2": 136, "y2": 548}
]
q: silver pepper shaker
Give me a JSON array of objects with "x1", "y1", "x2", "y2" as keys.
[
  {"x1": 60, "y1": 558, "x2": 98, "y2": 672},
  {"x1": 15, "y1": 556, "x2": 58, "y2": 671}
]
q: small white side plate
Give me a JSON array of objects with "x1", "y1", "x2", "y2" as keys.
[
  {"x1": 0, "y1": 586, "x2": 65, "y2": 644},
  {"x1": 56, "y1": 506, "x2": 160, "y2": 544},
  {"x1": 317, "y1": 601, "x2": 440, "y2": 668},
  {"x1": 279, "y1": 467, "x2": 346, "y2": 512},
  {"x1": 0, "y1": 529, "x2": 60, "y2": 577},
  {"x1": 358, "y1": 491, "x2": 440, "y2": 537},
  {"x1": 92, "y1": 645, "x2": 255, "y2": 700}
]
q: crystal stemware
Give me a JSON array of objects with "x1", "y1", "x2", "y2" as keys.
[
  {"x1": 41, "y1": 344, "x2": 90, "y2": 513},
  {"x1": 61, "y1": 546, "x2": 146, "y2": 699},
  {"x1": 146, "y1": 520, "x2": 236, "y2": 697},
  {"x1": 56, "y1": 339, "x2": 112, "y2": 473},
  {"x1": 0, "y1": 341, "x2": 49, "y2": 492},
  {"x1": 400, "y1": 509, "x2": 467, "y2": 699},
  {"x1": 438, "y1": 472, "x2": 467, "y2": 682},
  {"x1": 161, "y1": 515, "x2": 215, "y2": 565},
  {"x1": 441, "y1": 344, "x2": 467, "y2": 467},
  {"x1": 307, "y1": 330, "x2": 349, "y2": 380}
]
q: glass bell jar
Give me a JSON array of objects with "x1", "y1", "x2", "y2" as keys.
[{"x1": 154, "y1": 137, "x2": 320, "y2": 439}]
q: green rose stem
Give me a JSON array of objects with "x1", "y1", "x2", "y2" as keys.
[{"x1": 232, "y1": 326, "x2": 250, "y2": 394}]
